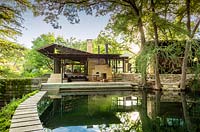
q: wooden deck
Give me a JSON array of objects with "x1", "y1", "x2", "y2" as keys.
[{"x1": 10, "y1": 91, "x2": 46, "y2": 132}]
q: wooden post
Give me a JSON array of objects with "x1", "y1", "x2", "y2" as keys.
[
  {"x1": 98, "y1": 45, "x2": 100, "y2": 64},
  {"x1": 61, "y1": 59, "x2": 63, "y2": 83},
  {"x1": 71, "y1": 64, "x2": 74, "y2": 73},
  {"x1": 123, "y1": 58, "x2": 125, "y2": 73},
  {"x1": 115, "y1": 59, "x2": 118, "y2": 73},
  {"x1": 84, "y1": 61, "x2": 88, "y2": 75},
  {"x1": 108, "y1": 59, "x2": 111, "y2": 67},
  {"x1": 105, "y1": 44, "x2": 108, "y2": 64},
  {"x1": 54, "y1": 59, "x2": 61, "y2": 73}
]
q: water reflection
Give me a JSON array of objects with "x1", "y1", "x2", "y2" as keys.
[{"x1": 41, "y1": 90, "x2": 200, "y2": 132}]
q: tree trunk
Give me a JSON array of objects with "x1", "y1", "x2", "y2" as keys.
[
  {"x1": 180, "y1": 0, "x2": 191, "y2": 90},
  {"x1": 138, "y1": 18, "x2": 146, "y2": 51},
  {"x1": 180, "y1": 41, "x2": 190, "y2": 90},
  {"x1": 128, "y1": 0, "x2": 145, "y2": 50},
  {"x1": 139, "y1": 90, "x2": 154, "y2": 132},
  {"x1": 154, "y1": 91, "x2": 161, "y2": 131},
  {"x1": 138, "y1": 18, "x2": 147, "y2": 86},
  {"x1": 155, "y1": 91, "x2": 161, "y2": 117},
  {"x1": 181, "y1": 92, "x2": 194, "y2": 132},
  {"x1": 154, "y1": 54, "x2": 161, "y2": 89},
  {"x1": 151, "y1": 0, "x2": 161, "y2": 90},
  {"x1": 129, "y1": 0, "x2": 147, "y2": 86}
]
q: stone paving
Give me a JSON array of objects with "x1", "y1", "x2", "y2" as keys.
[{"x1": 10, "y1": 91, "x2": 46, "y2": 132}]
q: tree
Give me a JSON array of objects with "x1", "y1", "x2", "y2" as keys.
[
  {"x1": 56, "y1": 36, "x2": 87, "y2": 51},
  {"x1": 0, "y1": 38, "x2": 26, "y2": 77},
  {"x1": 179, "y1": 0, "x2": 200, "y2": 90},
  {"x1": 150, "y1": 0, "x2": 161, "y2": 90},
  {"x1": 93, "y1": 34, "x2": 126, "y2": 54},
  {"x1": 0, "y1": 0, "x2": 32, "y2": 77},
  {"x1": 0, "y1": 0, "x2": 31, "y2": 39},
  {"x1": 22, "y1": 33, "x2": 56, "y2": 77}
]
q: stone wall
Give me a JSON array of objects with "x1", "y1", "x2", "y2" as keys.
[
  {"x1": 121, "y1": 73, "x2": 142, "y2": 83},
  {"x1": 87, "y1": 58, "x2": 112, "y2": 81},
  {"x1": 92, "y1": 65, "x2": 112, "y2": 80},
  {"x1": 121, "y1": 73, "x2": 196, "y2": 84},
  {"x1": 88, "y1": 58, "x2": 98, "y2": 77}
]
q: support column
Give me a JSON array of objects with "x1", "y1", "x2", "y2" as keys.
[
  {"x1": 105, "y1": 44, "x2": 108, "y2": 64},
  {"x1": 71, "y1": 64, "x2": 74, "y2": 73},
  {"x1": 54, "y1": 59, "x2": 61, "y2": 73},
  {"x1": 123, "y1": 58, "x2": 126, "y2": 73},
  {"x1": 115, "y1": 59, "x2": 118, "y2": 73},
  {"x1": 84, "y1": 61, "x2": 88, "y2": 75},
  {"x1": 61, "y1": 59, "x2": 64, "y2": 83}
]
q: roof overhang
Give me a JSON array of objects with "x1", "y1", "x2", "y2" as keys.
[{"x1": 37, "y1": 44, "x2": 128, "y2": 61}]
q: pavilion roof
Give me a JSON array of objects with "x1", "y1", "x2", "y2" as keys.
[{"x1": 37, "y1": 43, "x2": 128, "y2": 61}]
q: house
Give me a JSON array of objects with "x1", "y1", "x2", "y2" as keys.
[{"x1": 37, "y1": 40, "x2": 130, "y2": 83}]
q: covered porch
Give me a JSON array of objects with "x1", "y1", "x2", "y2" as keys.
[{"x1": 37, "y1": 44, "x2": 130, "y2": 83}]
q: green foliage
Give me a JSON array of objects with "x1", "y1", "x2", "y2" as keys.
[
  {"x1": 136, "y1": 40, "x2": 200, "y2": 74},
  {"x1": 37, "y1": 97, "x2": 52, "y2": 116},
  {"x1": 135, "y1": 43, "x2": 154, "y2": 73},
  {"x1": 0, "y1": 39, "x2": 26, "y2": 63},
  {"x1": 0, "y1": 67, "x2": 20, "y2": 78},
  {"x1": 56, "y1": 37, "x2": 87, "y2": 51},
  {"x1": 22, "y1": 33, "x2": 56, "y2": 77},
  {"x1": 34, "y1": 0, "x2": 148, "y2": 51},
  {"x1": 0, "y1": 90, "x2": 38, "y2": 132},
  {"x1": 22, "y1": 49, "x2": 53, "y2": 77},
  {"x1": 0, "y1": 0, "x2": 32, "y2": 39},
  {"x1": 0, "y1": 38, "x2": 26, "y2": 78},
  {"x1": 93, "y1": 35, "x2": 125, "y2": 54},
  {"x1": 106, "y1": 10, "x2": 139, "y2": 39},
  {"x1": 34, "y1": 0, "x2": 130, "y2": 28}
]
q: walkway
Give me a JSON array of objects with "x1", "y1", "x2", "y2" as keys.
[{"x1": 10, "y1": 91, "x2": 46, "y2": 132}]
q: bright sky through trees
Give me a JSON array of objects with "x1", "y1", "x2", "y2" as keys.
[{"x1": 16, "y1": 11, "x2": 110, "y2": 48}]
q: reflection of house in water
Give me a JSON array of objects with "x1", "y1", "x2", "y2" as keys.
[
  {"x1": 116, "y1": 96, "x2": 141, "y2": 110},
  {"x1": 37, "y1": 39, "x2": 130, "y2": 83}
]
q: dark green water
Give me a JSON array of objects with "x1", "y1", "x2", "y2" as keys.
[{"x1": 40, "y1": 90, "x2": 200, "y2": 132}]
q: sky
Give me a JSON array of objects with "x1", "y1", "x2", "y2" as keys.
[{"x1": 16, "y1": 11, "x2": 110, "y2": 48}]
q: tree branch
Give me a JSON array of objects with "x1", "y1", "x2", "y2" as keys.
[
  {"x1": 191, "y1": 17, "x2": 200, "y2": 38},
  {"x1": 127, "y1": 0, "x2": 140, "y2": 16}
]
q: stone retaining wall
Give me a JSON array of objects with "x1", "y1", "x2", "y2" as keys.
[
  {"x1": 121, "y1": 73, "x2": 197, "y2": 90},
  {"x1": 121, "y1": 73, "x2": 196, "y2": 83}
]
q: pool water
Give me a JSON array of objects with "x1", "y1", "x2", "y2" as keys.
[{"x1": 40, "y1": 90, "x2": 200, "y2": 132}]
